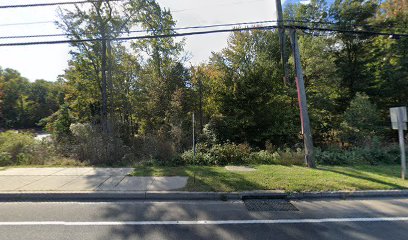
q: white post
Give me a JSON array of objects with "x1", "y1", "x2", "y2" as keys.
[
  {"x1": 390, "y1": 107, "x2": 407, "y2": 180},
  {"x1": 397, "y1": 109, "x2": 406, "y2": 180}
]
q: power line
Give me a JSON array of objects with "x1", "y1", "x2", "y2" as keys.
[
  {"x1": 0, "y1": 0, "x2": 124, "y2": 9},
  {"x1": 1, "y1": 19, "x2": 404, "y2": 40},
  {"x1": 0, "y1": 17, "x2": 395, "y2": 33},
  {"x1": 0, "y1": 24, "x2": 407, "y2": 47},
  {"x1": 0, "y1": 25, "x2": 276, "y2": 46},
  {"x1": 0, "y1": 20, "x2": 278, "y2": 39},
  {"x1": 286, "y1": 19, "x2": 395, "y2": 33},
  {"x1": 293, "y1": 25, "x2": 408, "y2": 37},
  {"x1": 0, "y1": 21, "x2": 54, "y2": 27},
  {"x1": 1, "y1": 0, "x2": 264, "y2": 10}
]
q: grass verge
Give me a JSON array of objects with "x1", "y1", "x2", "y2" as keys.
[{"x1": 131, "y1": 164, "x2": 408, "y2": 192}]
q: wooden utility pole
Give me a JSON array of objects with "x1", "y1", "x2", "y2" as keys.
[
  {"x1": 100, "y1": 23, "x2": 108, "y2": 134},
  {"x1": 107, "y1": 38, "x2": 113, "y2": 135},
  {"x1": 94, "y1": 0, "x2": 108, "y2": 134},
  {"x1": 289, "y1": 29, "x2": 315, "y2": 168},
  {"x1": 275, "y1": 0, "x2": 289, "y2": 84}
]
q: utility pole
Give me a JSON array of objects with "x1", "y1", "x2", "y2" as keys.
[
  {"x1": 107, "y1": 38, "x2": 113, "y2": 135},
  {"x1": 100, "y1": 23, "x2": 108, "y2": 134},
  {"x1": 275, "y1": 0, "x2": 289, "y2": 84},
  {"x1": 289, "y1": 29, "x2": 315, "y2": 168},
  {"x1": 94, "y1": 0, "x2": 108, "y2": 134}
]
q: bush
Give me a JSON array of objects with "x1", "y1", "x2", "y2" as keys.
[
  {"x1": 0, "y1": 130, "x2": 64, "y2": 166},
  {"x1": 180, "y1": 143, "x2": 251, "y2": 166},
  {"x1": 315, "y1": 147, "x2": 351, "y2": 165},
  {"x1": 275, "y1": 148, "x2": 306, "y2": 166},
  {"x1": 315, "y1": 142, "x2": 401, "y2": 166},
  {"x1": 181, "y1": 150, "x2": 213, "y2": 165},
  {"x1": 339, "y1": 93, "x2": 382, "y2": 146},
  {"x1": 68, "y1": 123, "x2": 132, "y2": 165},
  {"x1": 0, "y1": 131, "x2": 36, "y2": 165},
  {"x1": 131, "y1": 134, "x2": 177, "y2": 163},
  {"x1": 0, "y1": 152, "x2": 12, "y2": 166},
  {"x1": 249, "y1": 150, "x2": 280, "y2": 164},
  {"x1": 209, "y1": 143, "x2": 252, "y2": 165},
  {"x1": 180, "y1": 143, "x2": 306, "y2": 166},
  {"x1": 43, "y1": 104, "x2": 73, "y2": 141}
]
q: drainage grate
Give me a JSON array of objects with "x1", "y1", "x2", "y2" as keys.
[{"x1": 244, "y1": 199, "x2": 298, "y2": 212}]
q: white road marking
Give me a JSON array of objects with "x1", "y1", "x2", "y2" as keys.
[
  {"x1": 0, "y1": 217, "x2": 408, "y2": 226},
  {"x1": 0, "y1": 200, "x2": 243, "y2": 205}
]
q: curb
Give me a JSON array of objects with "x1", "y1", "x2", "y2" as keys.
[
  {"x1": 0, "y1": 190, "x2": 407, "y2": 201},
  {"x1": 0, "y1": 191, "x2": 286, "y2": 201},
  {"x1": 287, "y1": 190, "x2": 408, "y2": 200}
]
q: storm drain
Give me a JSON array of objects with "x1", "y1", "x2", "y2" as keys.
[{"x1": 244, "y1": 199, "x2": 298, "y2": 212}]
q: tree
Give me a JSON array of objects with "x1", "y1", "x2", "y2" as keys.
[
  {"x1": 44, "y1": 104, "x2": 73, "y2": 141},
  {"x1": 201, "y1": 30, "x2": 299, "y2": 147},
  {"x1": 329, "y1": 0, "x2": 379, "y2": 103},
  {"x1": 131, "y1": 1, "x2": 190, "y2": 142},
  {"x1": 0, "y1": 69, "x2": 4, "y2": 128},
  {"x1": 57, "y1": 0, "x2": 137, "y2": 133},
  {"x1": 339, "y1": 93, "x2": 382, "y2": 146},
  {"x1": 0, "y1": 68, "x2": 29, "y2": 128},
  {"x1": 26, "y1": 80, "x2": 62, "y2": 127},
  {"x1": 365, "y1": 0, "x2": 408, "y2": 108}
]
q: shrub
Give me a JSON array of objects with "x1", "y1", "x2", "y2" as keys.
[
  {"x1": 0, "y1": 131, "x2": 36, "y2": 165},
  {"x1": 249, "y1": 150, "x2": 280, "y2": 164},
  {"x1": 315, "y1": 147, "x2": 351, "y2": 165},
  {"x1": 131, "y1": 134, "x2": 177, "y2": 163},
  {"x1": 276, "y1": 148, "x2": 306, "y2": 166},
  {"x1": 339, "y1": 93, "x2": 382, "y2": 146},
  {"x1": 43, "y1": 104, "x2": 73, "y2": 141},
  {"x1": 0, "y1": 131, "x2": 63, "y2": 166},
  {"x1": 179, "y1": 143, "x2": 309, "y2": 166},
  {"x1": 315, "y1": 142, "x2": 401, "y2": 166},
  {"x1": 0, "y1": 152, "x2": 12, "y2": 166},
  {"x1": 209, "y1": 143, "x2": 252, "y2": 165},
  {"x1": 180, "y1": 142, "x2": 251, "y2": 166},
  {"x1": 181, "y1": 150, "x2": 213, "y2": 165},
  {"x1": 67, "y1": 123, "x2": 134, "y2": 166}
]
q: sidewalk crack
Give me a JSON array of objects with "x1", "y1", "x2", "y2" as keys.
[{"x1": 147, "y1": 177, "x2": 156, "y2": 191}]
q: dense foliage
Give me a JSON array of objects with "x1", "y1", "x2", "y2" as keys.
[
  {"x1": 0, "y1": 68, "x2": 63, "y2": 129},
  {"x1": 1, "y1": 0, "x2": 407, "y2": 166}
]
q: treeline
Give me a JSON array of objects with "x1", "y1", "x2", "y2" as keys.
[
  {"x1": 1, "y1": 0, "x2": 407, "y2": 165},
  {"x1": 0, "y1": 68, "x2": 64, "y2": 129}
]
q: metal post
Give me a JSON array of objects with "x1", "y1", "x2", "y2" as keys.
[
  {"x1": 192, "y1": 112, "x2": 196, "y2": 183},
  {"x1": 289, "y1": 29, "x2": 315, "y2": 168},
  {"x1": 275, "y1": 0, "x2": 289, "y2": 84},
  {"x1": 193, "y1": 112, "x2": 196, "y2": 158},
  {"x1": 397, "y1": 110, "x2": 406, "y2": 179}
]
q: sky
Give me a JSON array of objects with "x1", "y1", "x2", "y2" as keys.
[{"x1": 0, "y1": 0, "x2": 286, "y2": 82}]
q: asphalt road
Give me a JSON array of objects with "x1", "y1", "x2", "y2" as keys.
[{"x1": 0, "y1": 197, "x2": 407, "y2": 240}]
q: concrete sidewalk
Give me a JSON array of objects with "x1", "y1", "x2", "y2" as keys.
[{"x1": 0, "y1": 168, "x2": 188, "y2": 192}]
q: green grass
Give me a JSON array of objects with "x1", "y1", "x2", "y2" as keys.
[{"x1": 131, "y1": 164, "x2": 408, "y2": 192}]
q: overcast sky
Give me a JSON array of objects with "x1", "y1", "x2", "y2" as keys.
[{"x1": 0, "y1": 0, "x2": 283, "y2": 81}]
